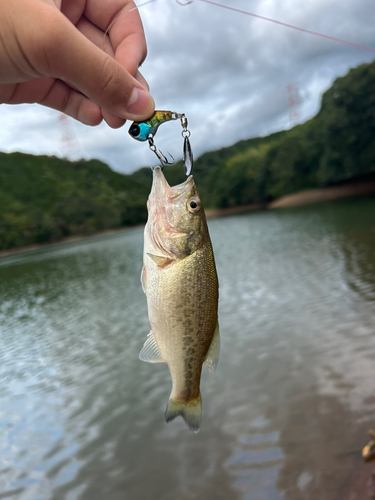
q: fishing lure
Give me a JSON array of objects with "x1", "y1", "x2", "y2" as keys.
[{"x1": 128, "y1": 110, "x2": 193, "y2": 176}]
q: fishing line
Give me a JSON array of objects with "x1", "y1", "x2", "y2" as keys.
[
  {"x1": 199, "y1": 0, "x2": 375, "y2": 54},
  {"x1": 130, "y1": 0, "x2": 160, "y2": 12},
  {"x1": 104, "y1": 0, "x2": 159, "y2": 38},
  {"x1": 133, "y1": 0, "x2": 375, "y2": 54}
]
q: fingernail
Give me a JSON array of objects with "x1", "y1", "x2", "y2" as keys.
[{"x1": 126, "y1": 87, "x2": 154, "y2": 116}]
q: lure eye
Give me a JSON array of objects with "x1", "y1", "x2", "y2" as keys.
[
  {"x1": 129, "y1": 123, "x2": 140, "y2": 137},
  {"x1": 187, "y1": 198, "x2": 201, "y2": 213}
]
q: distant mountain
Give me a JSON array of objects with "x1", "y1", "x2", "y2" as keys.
[{"x1": 1, "y1": 60, "x2": 375, "y2": 251}]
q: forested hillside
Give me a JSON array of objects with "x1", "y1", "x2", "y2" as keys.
[
  {"x1": 1, "y1": 60, "x2": 375, "y2": 251},
  {"x1": 0, "y1": 155, "x2": 150, "y2": 250}
]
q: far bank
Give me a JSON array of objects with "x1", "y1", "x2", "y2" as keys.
[{"x1": 1, "y1": 178, "x2": 375, "y2": 260}]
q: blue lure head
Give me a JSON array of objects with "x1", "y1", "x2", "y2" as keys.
[{"x1": 128, "y1": 121, "x2": 153, "y2": 142}]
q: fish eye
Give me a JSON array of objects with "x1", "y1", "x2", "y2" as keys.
[
  {"x1": 187, "y1": 198, "x2": 201, "y2": 213},
  {"x1": 129, "y1": 124, "x2": 140, "y2": 137}
]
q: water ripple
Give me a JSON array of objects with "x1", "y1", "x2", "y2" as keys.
[{"x1": 0, "y1": 199, "x2": 375, "y2": 499}]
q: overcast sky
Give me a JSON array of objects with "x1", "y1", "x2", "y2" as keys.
[{"x1": 0, "y1": 0, "x2": 374, "y2": 174}]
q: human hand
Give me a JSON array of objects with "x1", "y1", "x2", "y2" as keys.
[{"x1": 0, "y1": 0, "x2": 155, "y2": 128}]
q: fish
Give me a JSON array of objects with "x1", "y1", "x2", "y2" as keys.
[{"x1": 139, "y1": 166, "x2": 220, "y2": 432}]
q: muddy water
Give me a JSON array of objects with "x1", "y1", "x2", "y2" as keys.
[{"x1": 0, "y1": 196, "x2": 375, "y2": 500}]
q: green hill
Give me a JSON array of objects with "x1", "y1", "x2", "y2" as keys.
[
  {"x1": 0, "y1": 155, "x2": 150, "y2": 250},
  {"x1": 1, "y1": 60, "x2": 375, "y2": 251}
]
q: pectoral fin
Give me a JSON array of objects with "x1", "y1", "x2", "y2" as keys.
[
  {"x1": 147, "y1": 253, "x2": 173, "y2": 267},
  {"x1": 139, "y1": 331, "x2": 165, "y2": 363},
  {"x1": 204, "y1": 322, "x2": 220, "y2": 374}
]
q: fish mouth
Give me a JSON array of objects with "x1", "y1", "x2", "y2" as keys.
[
  {"x1": 150, "y1": 167, "x2": 194, "y2": 201},
  {"x1": 147, "y1": 167, "x2": 196, "y2": 257}
]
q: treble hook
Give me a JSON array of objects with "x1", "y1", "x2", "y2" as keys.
[
  {"x1": 152, "y1": 148, "x2": 175, "y2": 166},
  {"x1": 148, "y1": 135, "x2": 175, "y2": 167},
  {"x1": 128, "y1": 111, "x2": 192, "y2": 174}
]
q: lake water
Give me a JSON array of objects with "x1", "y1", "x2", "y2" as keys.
[{"x1": 1, "y1": 196, "x2": 375, "y2": 500}]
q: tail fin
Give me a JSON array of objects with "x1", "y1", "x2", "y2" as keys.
[{"x1": 165, "y1": 393, "x2": 202, "y2": 433}]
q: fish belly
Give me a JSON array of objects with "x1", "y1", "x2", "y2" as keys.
[{"x1": 146, "y1": 244, "x2": 218, "y2": 401}]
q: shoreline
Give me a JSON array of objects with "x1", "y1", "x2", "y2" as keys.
[
  {"x1": 269, "y1": 179, "x2": 375, "y2": 208},
  {"x1": 205, "y1": 202, "x2": 265, "y2": 218},
  {"x1": 0, "y1": 225, "x2": 141, "y2": 261},
  {"x1": 1, "y1": 180, "x2": 374, "y2": 260}
]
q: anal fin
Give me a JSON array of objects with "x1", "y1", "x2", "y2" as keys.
[
  {"x1": 139, "y1": 331, "x2": 164, "y2": 363},
  {"x1": 204, "y1": 321, "x2": 220, "y2": 375}
]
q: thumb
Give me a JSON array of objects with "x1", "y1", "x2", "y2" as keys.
[{"x1": 42, "y1": 12, "x2": 154, "y2": 121}]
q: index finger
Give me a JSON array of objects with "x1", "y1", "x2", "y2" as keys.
[{"x1": 83, "y1": 0, "x2": 147, "y2": 77}]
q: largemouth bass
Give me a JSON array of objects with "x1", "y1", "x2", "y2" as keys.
[{"x1": 140, "y1": 166, "x2": 219, "y2": 432}]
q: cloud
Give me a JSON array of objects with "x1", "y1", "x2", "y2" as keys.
[{"x1": 0, "y1": 0, "x2": 374, "y2": 174}]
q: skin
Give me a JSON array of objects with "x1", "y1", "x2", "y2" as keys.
[{"x1": 0, "y1": 0, "x2": 155, "y2": 128}]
